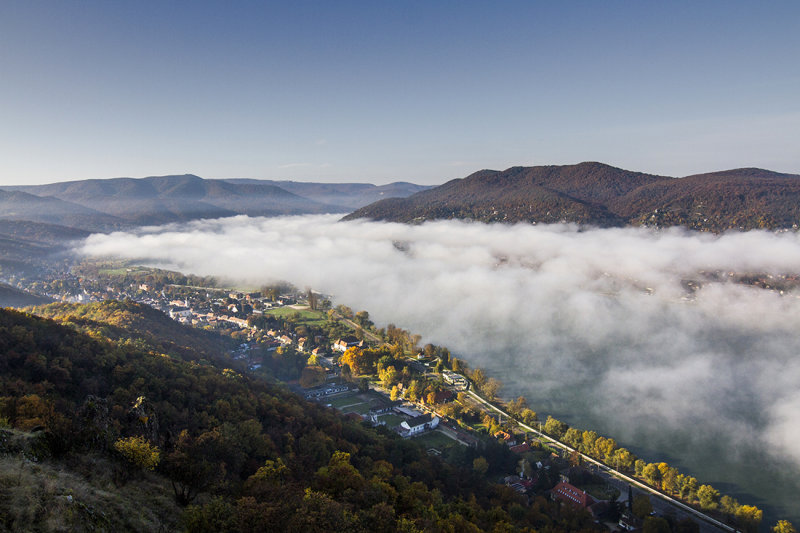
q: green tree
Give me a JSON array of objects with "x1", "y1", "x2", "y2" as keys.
[
  {"x1": 679, "y1": 475, "x2": 698, "y2": 501},
  {"x1": 354, "y1": 310, "x2": 372, "y2": 328},
  {"x1": 610, "y1": 447, "x2": 634, "y2": 471},
  {"x1": 594, "y1": 436, "x2": 616, "y2": 462},
  {"x1": 506, "y1": 396, "x2": 528, "y2": 415},
  {"x1": 482, "y1": 377, "x2": 502, "y2": 401},
  {"x1": 697, "y1": 484, "x2": 720, "y2": 510},
  {"x1": 642, "y1": 463, "x2": 662, "y2": 488},
  {"x1": 563, "y1": 428, "x2": 582, "y2": 448},
  {"x1": 580, "y1": 430, "x2": 598, "y2": 454},
  {"x1": 180, "y1": 497, "x2": 237, "y2": 533},
  {"x1": 473, "y1": 456, "x2": 489, "y2": 476},
  {"x1": 333, "y1": 359, "x2": 348, "y2": 379},
  {"x1": 299, "y1": 366, "x2": 326, "y2": 388},
  {"x1": 471, "y1": 368, "x2": 487, "y2": 390},
  {"x1": 543, "y1": 416, "x2": 568, "y2": 439},
  {"x1": 632, "y1": 494, "x2": 653, "y2": 518},
  {"x1": 519, "y1": 408, "x2": 537, "y2": 425},
  {"x1": 662, "y1": 466, "x2": 679, "y2": 494},
  {"x1": 720, "y1": 494, "x2": 739, "y2": 515},
  {"x1": 163, "y1": 431, "x2": 222, "y2": 506},
  {"x1": 643, "y1": 516, "x2": 671, "y2": 533}
]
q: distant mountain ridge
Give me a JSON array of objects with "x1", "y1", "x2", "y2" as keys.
[
  {"x1": 0, "y1": 174, "x2": 430, "y2": 232},
  {"x1": 223, "y1": 179, "x2": 431, "y2": 210},
  {"x1": 343, "y1": 162, "x2": 800, "y2": 232}
]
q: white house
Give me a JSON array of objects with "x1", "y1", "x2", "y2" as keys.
[
  {"x1": 400, "y1": 413, "x2": 440, "y2": 436},
  {"x1": 333, "y1": 335, "x2": 362, "y2": 352},
  {"x1": 169, "y1": 307, "x2": 193, "y2": 320}
]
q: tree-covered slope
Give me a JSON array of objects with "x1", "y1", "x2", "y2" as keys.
[
  {"x1": 611, "y1": 168, "x2": 800, "y2": 231},
  {"x1": 345, "y1": 163, "x2": 800, "y2": 231},
  {"x1": 0, "y1": 305, "x2": 598, "y2": 532},
  {"x1": 2, "y1": 174, "x2": 352, "y2": 230},
  {"x1": 0, "y1": 282, "x2": 52, "y2": 308},
  {"x1": 27, "y1": 300, "x2": 235, "y2": 363}
]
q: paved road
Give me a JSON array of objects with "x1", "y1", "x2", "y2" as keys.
[
  {"x1": 346, "y1": 325, "x2": 736, "y2": 533},
  {"x1": 463, "y1": 389, "x2": 735, "y2": 533}
]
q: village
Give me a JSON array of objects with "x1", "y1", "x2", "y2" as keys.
[{"x1": 10, "y1": 264, "x2": 728, "y2": 532}]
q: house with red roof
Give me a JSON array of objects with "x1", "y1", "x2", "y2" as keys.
[{"x1": 551, "y1": 481, "x2": 595, "y2": 509}]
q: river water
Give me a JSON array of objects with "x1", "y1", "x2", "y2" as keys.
[{"x1": 473, "y1": 347, "x2": 800, "y2": 528}]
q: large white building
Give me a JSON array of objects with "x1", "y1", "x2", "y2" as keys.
[{"x1": 400, "y1": 413, "x2": 440, "y2": 436}]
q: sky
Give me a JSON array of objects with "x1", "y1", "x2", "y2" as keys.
[{"x1": 1, "y1": 1, "x2": 799, "y2": 185}]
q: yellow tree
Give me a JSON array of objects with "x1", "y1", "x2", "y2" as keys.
[
  {"x1": 736, "y1": 505, "x2": 763, "y2": 532},
  {"x1": 114, "y1": 436, "x2": 160, "y2": 471},
  {"x1": 339, "y1": 347, "x2": 362, "y2": 375},
  {"x1": 773, "y1": 521, "x2": 797, "y2": 533}
]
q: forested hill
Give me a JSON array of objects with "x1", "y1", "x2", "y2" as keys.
[
  {"x1": 0, "y1": 303, "x2": 597, "y2": 532},
  {"x1": 0, "y1": 174, "x2": 429, "y2": 233},
  {"x1": 28, "y1": 300, "x2": 235, "y2": 363},
  {"x1": 343, "y1": 162, "x2": 800, "y2": 232},
  {"x1": 0, "y1": 282, "x2": 52, "y2": 308}
]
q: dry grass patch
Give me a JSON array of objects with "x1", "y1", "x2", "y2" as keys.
[{"x1": 0, "y1": 439, "x2": 180, "y2": 532}]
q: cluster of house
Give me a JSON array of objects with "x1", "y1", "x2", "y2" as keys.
[
  {"x1": 165, "y1": 292, "x2": 273, "y2": 330},
  {"x1": 169, "y1": 305, "x2": 251, "y2": 329},
  {"x1": 442, "y1": 370, "x2": 469, "y2": 390},
  {"x1": 500, "y1": 454, "x2": 619, "y2": 523},
  {"x1": 332, "y1": 335, "x2": 363, "y2": 352}
]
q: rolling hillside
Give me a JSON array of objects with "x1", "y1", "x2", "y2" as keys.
[
  {"x1": 0, "y1": 303, "x2": 592, "y2": 532},
  {"x1": 0, "y1": 174, "x2": 430, "y2": 233},
  {"x1": 344, "y1": 163, "x2": 800, "y2": 231},
  {"x1": 0, "y1": 189, "x2": 125, "y2": 232},
  {"x1": 0, "y1": 220, "x2": 91, "y2": 275},
  {"x1": 3, "y1": 174, "x2": 340, "y2": 227}
]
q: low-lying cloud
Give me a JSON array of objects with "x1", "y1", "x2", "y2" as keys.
[{"x1": 81, "y1": 215, "x2": 800, "y2": 514}]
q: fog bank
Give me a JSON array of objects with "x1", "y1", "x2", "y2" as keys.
[{"x1": 81, "y1": 215, "x2": 800, "y2": 516}]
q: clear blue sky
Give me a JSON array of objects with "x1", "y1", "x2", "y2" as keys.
[{"x1": 1, "y1": 1, "x2": 798, "y2": 185}]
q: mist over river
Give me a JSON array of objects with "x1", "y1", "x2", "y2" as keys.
[{"x1": 82, "y1": 215, "x2": 800, "y2": 525}]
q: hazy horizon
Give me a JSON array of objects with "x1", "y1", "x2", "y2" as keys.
[{"x1": 5, "y1": 159, "x2": 800, "y2": 190}]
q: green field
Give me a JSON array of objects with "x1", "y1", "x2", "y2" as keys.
[
  {"x1": 265, "y1": 307, "x2": 327, "y2": 326},
  {"x1": 325, "y1": 394, "x2": 361, "y2": 409},
  {"x1": 411, "y1": 430, "x2": 460, "y2": 449},
  {"x1": 326, "y1": 394, "x2": 379, "y2": 415},
  {"x1": 377, "y1": 413, "x2": 404, "y2": 428},
  {"x1": 98, "y1": 266, "x2": 151, "y2": 276},
  {"x1": 339, "y1": 401, "x2": 372, "y2": 415}
]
